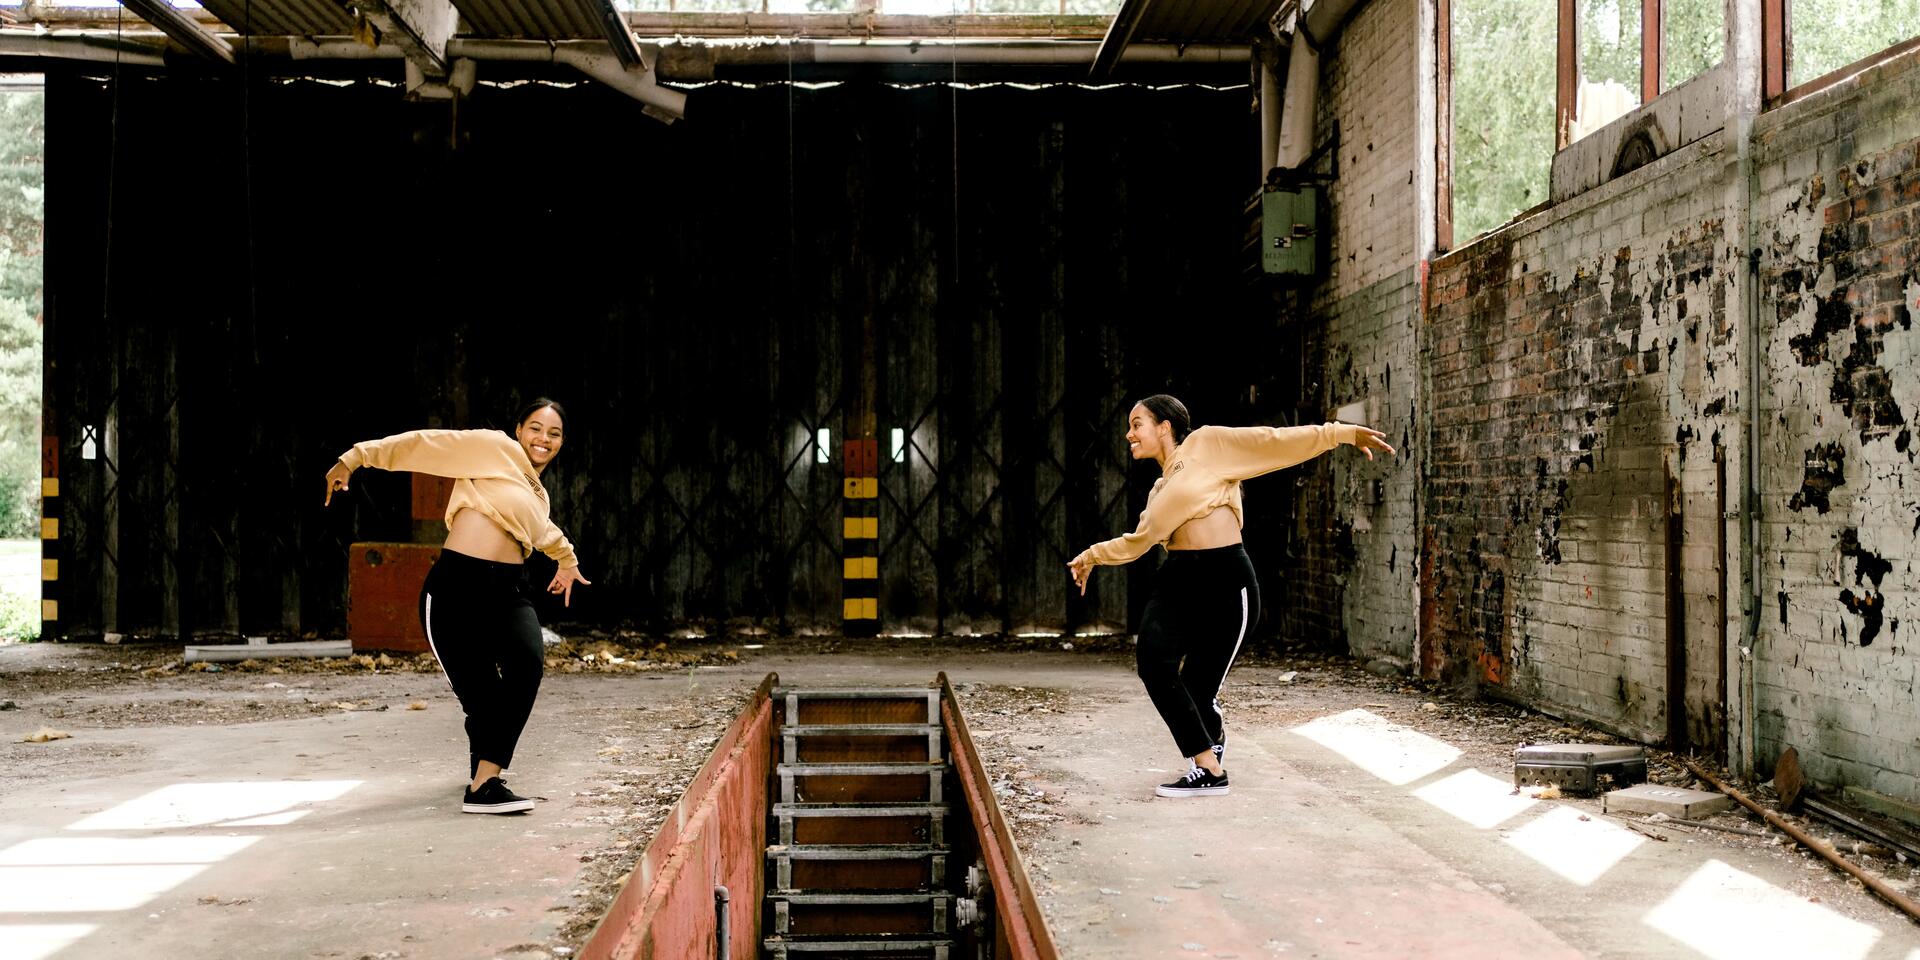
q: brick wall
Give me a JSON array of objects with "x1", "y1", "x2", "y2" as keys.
[
  {"x1": 1423, "y1": 133, "x2": 1740, "y2": 744},
  {"x1": 1286, "y1": 0, "x2": 1920, "y2": 800},
  {"x1": 1321, "y1": 0, "x2": 1421, "y2": 301},
  {"x1": 1751, "y1": 49, "x2": 1920, "y2": 798},
  {"x1": 1279, "y1": 0, "x2": 1423, "y2": 659}
]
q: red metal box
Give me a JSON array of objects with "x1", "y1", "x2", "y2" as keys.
[{"x1": 347, "y1": 541, "x2": 440, "y2": 653}]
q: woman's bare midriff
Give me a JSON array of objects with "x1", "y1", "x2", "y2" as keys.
[
  {"x1": 443, "y1": 508, "x2": 523, "y2": 563},
  {"x1": 1167, "y1": 506, "x2": 1242, "y2": 551}
]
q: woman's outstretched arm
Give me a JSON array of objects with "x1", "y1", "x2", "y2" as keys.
[
  {"x1": 324, "y1": 429, "x2": 518, "y2": 505},
  {"x1": 1198, "y1": 422, "x2": 1395, "y2": 482}
]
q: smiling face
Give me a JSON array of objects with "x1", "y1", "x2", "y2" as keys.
[
  {"x1": 516, "y1": 406, "x2": 565, "y2": 470},
  {"x1": 1124, "y1": 403, "x2": 1173, "y2": 462}
]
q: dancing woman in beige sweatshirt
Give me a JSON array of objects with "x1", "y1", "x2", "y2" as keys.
[
  {"x1": 324, "y1": 398, "x2": 591, "y2": 814},
  {"x1": 1069, "y1": 395, "x2": 1393, "y2": 798}
]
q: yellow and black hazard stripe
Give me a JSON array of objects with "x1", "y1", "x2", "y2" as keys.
[
  {"x1": 842, "y1": 438, "x2": 879, "y2": 635},
  {"x1": 40, "y1": 434, "x2": 58, "y2": 630}
]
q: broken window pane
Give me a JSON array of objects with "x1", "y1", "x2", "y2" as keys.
[
  {"x1": 1573, "y1": 0, "x2": 1641, "y2": 142},
  {"x1": 640, "y1": 0, "x2": 759, "y2": 9},
  {"x1": 1663, "y1": 0, "x2": 1724, "y2": 88},
  {"x1": 1789, "y1": 0, "x2": 1920, "y2": 87},
  {"x1": 973, "y1": 0, "x2": 1120, "y2": 11},
  {"x1": 1451, "y1": 0, "x2": 1556, "y2": 242}
]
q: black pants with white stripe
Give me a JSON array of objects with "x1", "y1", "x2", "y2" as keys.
[
  {"x1": 419, "y1": 549, "x2": 545, "y2": 779},
  {"x1": 1136, "y1": 544, "x2": 1261, "y2": 760}
]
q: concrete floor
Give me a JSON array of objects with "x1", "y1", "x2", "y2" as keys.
[{"x1": 3, "y1": 643, "x2": 1919, "y2": 960}]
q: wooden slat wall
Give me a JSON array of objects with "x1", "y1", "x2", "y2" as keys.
[{"x1": 44, "y1": 73, "x2": 1271, "y2": 641}]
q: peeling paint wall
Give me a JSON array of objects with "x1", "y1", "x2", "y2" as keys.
[
  {"x1": 1280, "y1": 0, "x2": 1423, "y2": 661},
  {"x1": 1752, "y1": 49, "x2": 1920, "y2": 800},
  {"x1": 1424, "y1": 133, "x2": 1740, "y2": 744},
  {"x1": 1307, "y1": 0, "x2": 1920, "y2": 797}
]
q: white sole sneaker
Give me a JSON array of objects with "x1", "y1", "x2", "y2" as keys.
[
  {"x1": 462, "y1": 798, "x2": 535, "y2": 814},
  {"x1": 1155, "y1": 784, "x2": 1230, "y2": 798}
]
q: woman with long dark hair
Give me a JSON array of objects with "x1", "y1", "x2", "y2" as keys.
[
  {"x1": 324, "y1": 398, "x2": 591, "y2": 814},
  {"x1": 1069, "y1": 395, "x2": 1393, "y2": 798}
]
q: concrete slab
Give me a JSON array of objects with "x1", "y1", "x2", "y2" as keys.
[
  {"x1": 182, "y1": 641, "x2": 352, "y2": 663},
  {"x1": 1604, "y1": 783, "x2": 1735, "y2": 820},
  {"x1": 5, "y1": 644, "x2": 1920, "y2": 960}
]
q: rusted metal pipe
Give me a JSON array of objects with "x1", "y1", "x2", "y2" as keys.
[
  {"x1": 713, "y1": 886, "x2": 729, "y2": 960},
  {"x1": 1683, "y1": 759, "x2": 1920, "y2": 923},
  {"x1": 1665, "y1": 461, "x2": 1687, "y2": 752},
  {"x1": 1715, "y1": 444, "x2": 1728, "y2": 762}
]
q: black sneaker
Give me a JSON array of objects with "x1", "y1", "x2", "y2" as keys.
[
  {"x1": 463, "y1": 777, "x2": 535, "y2": 814},
  {"x1": 1155, "y1": 765, "x2": 1230, "y2": 798}
]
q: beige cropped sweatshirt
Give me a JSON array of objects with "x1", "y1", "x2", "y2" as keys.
[
  {"x1": 338, "y1": 429, "x2": 578, "y2": 569},
  {"x1": 1072, "y1": 422, "x2": 1362, "y2": 568}
]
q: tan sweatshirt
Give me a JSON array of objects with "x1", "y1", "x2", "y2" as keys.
[
  {"x1": 1074, "y1": 422, "x2": 1361, "y2": 567},
  {"x1": 338, "y1": 429, "x2": 578, "y2": 569}
]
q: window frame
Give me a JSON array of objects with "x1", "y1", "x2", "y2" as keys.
[
  {"x1": 1440, "y1": 0, "x2": 1920, "y2": 252},
  {"x1": 1764, "y1": 0, "x2": 1920, "y2": 108}
]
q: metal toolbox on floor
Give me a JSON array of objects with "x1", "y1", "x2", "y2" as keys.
[{"x1": 1513, "y1": 743, "x2": 1648, "y2": 793}]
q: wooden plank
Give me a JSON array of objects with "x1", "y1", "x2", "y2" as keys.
[
  {"x1": 787, "y1": 902, "x2": 939, "y2": 936},
  {"x1": 794, "y1": 817, "x2": 934, "y2": 846},
  {"x1": 791, "y1": 774, "x2": 932, "y2": 805},
  {"x1": 1761, "y1": 0, "x2": 1787, "y2": 102},
  {"x1": 1435, "y1": 0, "x2": 1454, "y2": 253},
  {"x1": 1641, "y1": 0, "x2": 1661, "y2": 101},
  {"x1": 791, "y1": 860, "x2": 931, "y2": 892},
  {"x1": 796, "y1": 736, "x2": 934, "y2": 765},
  {"x1": 1557, "y1": 0, "x2": 1577, "y2": 149},
  {"x1": 794, "y1": 698, "x2": 931, "y2": 726}
]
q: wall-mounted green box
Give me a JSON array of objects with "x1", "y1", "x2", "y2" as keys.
[{"x1": 1261, "y1": 183, "x2": 1322, "y2": 278}]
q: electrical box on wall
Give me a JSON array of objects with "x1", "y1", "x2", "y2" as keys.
[{"x1": 1262, "y1": 180, "x2": 1322, "y2": 278}]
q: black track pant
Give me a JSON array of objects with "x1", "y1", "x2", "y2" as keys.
[
  {"x1": 419, "y1": 549, "x2": 545, "y2": 778},
  {"x1": 1136, "y1": 544, "x2": 1261, "y2": 760}
]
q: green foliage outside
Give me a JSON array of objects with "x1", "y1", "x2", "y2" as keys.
[
  {"x1": 0, "y1": 91, "x2": 42, "y2": 546},
  {"x1": 1451, "y1": 0, "x2": 1557, "y2": 243},
  {"x1": 0, "y1": 588, "x2": 37, "y2": 641},
  {"x1": 1454, "y1": 0, "x2": 1920, "y2": 244},
  {"x1": 1580, "y1": 0, "x2": 1642, "y2": 102},
  {"x1": 1664, "y1": 0, "x2": 1724, "y2": 89},
  {"x1": 1788, "y1": 0, "x2": 1920, "y2": 86}
]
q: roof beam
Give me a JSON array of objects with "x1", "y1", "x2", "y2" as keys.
[
  {"x1": 1089, "y1": 0, "x2": 1155, "y2": 78},
  {"x1": 357, "y1": 0, "x2": 458, "y2": 77},
  {"x1": 570, "y1": 0, "x2": 648, "y2": 72},
  {"x1": 118, "y1": 0, "x2": 234, "y2": 64}
]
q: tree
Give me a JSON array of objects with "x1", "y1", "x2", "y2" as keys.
[
  {"x1": 0, "y1": 90, "x2": 43, "y2": 542},
  {"x1": 1788, "y1": 0, "x2": 1920, "y2": 85},
  {"x1": 1452, "y1": 0, "x2": 1556, "y2": 242}
]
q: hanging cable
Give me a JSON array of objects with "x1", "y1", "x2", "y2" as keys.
[
  {"x1": 102, "y1": 4, "x2": 121, "y2": 333},
  {"x1": 949, "y1": 5, "x2": 959, "y2": 297},
  {"x1": 241, "y1": 0, "x2": 259, "y2": 354}
]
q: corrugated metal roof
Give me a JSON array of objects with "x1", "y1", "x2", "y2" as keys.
[
  {"x1": 448, "y1": 0, "x2": 604, "y2": 40},
  {"x1": 1091, "y1": 0, "x2": 1280, "y2": 76},
  {"x1": 198, "y1": 0, "x2": 356, "y2": 36},
  {"x1": 1130, "y1": 0, "x2": 1280, "y2": 41}
]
